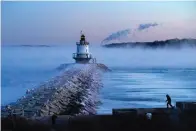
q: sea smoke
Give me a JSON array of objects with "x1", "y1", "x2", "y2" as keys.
[
  {"x1": 101, "y1": 22, "x2": 159, "y2": 44},
  {"x1": 137, "y1": 23, "x2": 158, "y2": 31},
  {"x1": 102, "y1": 29, "x2": 131, "y2": 44}
]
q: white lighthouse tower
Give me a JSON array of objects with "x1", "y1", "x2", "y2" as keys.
[{"x1": 73, "y1": 32, "x2": 92, "y2": 63}]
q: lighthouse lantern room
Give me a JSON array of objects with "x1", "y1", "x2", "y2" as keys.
[{"x1": 73, "y1": 32, "x2": 92, "y2": 63}]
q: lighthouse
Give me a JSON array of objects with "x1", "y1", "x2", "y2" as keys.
[{"x1": 73, "y1": 32, "x2": 92, "y2": 64}]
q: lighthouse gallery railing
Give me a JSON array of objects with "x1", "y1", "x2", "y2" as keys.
[{"x1": 73, "y1": 53, "x2": 92, "y2": 59}]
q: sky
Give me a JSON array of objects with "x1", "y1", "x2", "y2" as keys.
[{"x1": 2, "y1": 1, "x2": 196, "y2": 45}]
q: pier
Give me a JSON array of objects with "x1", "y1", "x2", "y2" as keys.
[{"x1": 1, "y1": 102, "x2": 196, "y2": 131}]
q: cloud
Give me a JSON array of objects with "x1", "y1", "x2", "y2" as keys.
[
  {"x1": 102, "y1": 29, "x2": 131, "y2": 44},
  {"x1": 137, "y1": 23, "x2": 158, "y2": 31},
  {"x1": 101, "y1": 22, "x2": 159, "y2": 44}
]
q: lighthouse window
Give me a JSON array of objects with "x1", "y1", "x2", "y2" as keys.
[{"x1": 86, "y1": 49, "x2": 87, "y2": 52}]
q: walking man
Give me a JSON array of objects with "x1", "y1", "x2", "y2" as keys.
[{"x1": 166, "y1": 94, "x2": 173, "y2": 108}]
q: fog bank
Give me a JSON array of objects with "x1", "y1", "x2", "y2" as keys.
[{"x1": 91, "y1": 46, "x2": 196, "y2": 68}]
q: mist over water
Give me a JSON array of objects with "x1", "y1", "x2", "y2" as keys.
[
  {"x1": 1, "y1": 45, "x2": 196, "y2": 114},
  {"x1": 101, "y1": 22, "x2": 159, "y2": 44},
  {"x1": 91, "y1": 45, "x2": 196, "y2": 68},
  {"x1": 93, "y1": 45, "x2": 196, "y2": 113}
]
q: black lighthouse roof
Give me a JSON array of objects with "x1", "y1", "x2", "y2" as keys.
[
  {"x1": 80, "y1": 34, "x2": 85, "y2": 41},
  {"x1": 79, "y1": 31, "x2": 89, "y2": 45}
]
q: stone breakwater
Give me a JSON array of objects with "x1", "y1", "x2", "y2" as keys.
[{"x1": 1, "y1": 63, "x2": 109, "y2": 119}]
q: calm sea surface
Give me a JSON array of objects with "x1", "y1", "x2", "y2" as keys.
[{"x1": 1, "y1": 45, "x2": 196, "y2": 114}]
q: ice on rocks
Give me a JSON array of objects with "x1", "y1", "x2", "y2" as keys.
[{"x1": 1, "y1": 63, "x2": 109, "y2": 118}]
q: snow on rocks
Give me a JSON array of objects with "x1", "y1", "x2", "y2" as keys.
[{"x1": 1, "y1": 63, "x2": 109, "y2": 119}]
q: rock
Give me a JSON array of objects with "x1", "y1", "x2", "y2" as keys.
[{"x1": 1, "y1": 64, "x2": 106, "y2": 118}]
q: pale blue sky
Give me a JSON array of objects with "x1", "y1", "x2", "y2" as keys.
[{"x1": 2, "y1": 1, "x2": 196, "y2": 45}]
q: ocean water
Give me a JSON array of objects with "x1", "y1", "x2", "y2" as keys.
[{"x1": 1, "y1": 45, "x2": 196, "y2": 114}]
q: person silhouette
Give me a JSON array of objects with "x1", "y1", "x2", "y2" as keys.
[
  {"x1": 52, "y1": 114, "x2": 58, "y2": 125},
  {"x1": 166, "y1": 94, "x2": 173, "y2": 108}
]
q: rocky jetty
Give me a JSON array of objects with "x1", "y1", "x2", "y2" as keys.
[
  {"x1": 1, "y1": 63, "x2": 110, "y2": 119},
  {"x1": 102, "y1": 38, "x2": 196, "y2": 48}
]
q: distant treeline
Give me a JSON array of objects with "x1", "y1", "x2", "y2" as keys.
[
  {"x1": 19, "y1": 45, "x2": 50, "y2": 47},
  {"x1": 102, "y1": 38, "x2": 196, "y2": 48}
]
